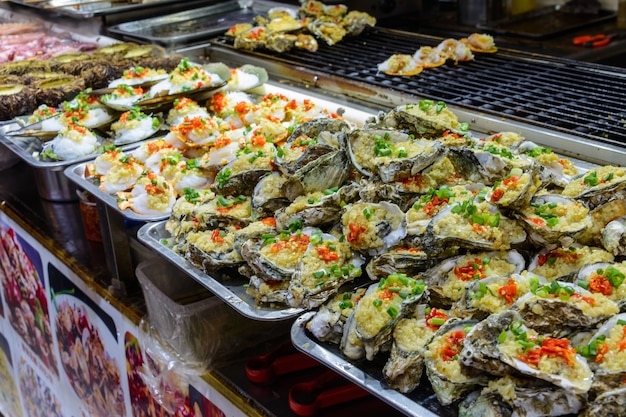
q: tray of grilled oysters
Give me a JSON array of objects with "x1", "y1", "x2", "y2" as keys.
[
  {"x1": 276, "y1": 107, "x2": 626, "y2": 414},
  {"x1": 0, "y1": 56, "x2": 232, "y2": 173}
]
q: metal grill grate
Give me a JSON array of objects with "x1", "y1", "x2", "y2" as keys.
[{"x1": 213, "y1": 28, "x2": 626, "y2": 149}]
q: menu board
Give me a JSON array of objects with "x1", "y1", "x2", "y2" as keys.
[{"x1": 0, "y1": 211, "x2": 242, "y2": 417}]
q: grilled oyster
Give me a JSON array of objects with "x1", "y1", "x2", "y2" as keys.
[
  {"x1": 423, "y1": 318, "x2": 488, "y2": 405},
  {"x1": 379, "y1": 100, "x2": 464, "y2": 138},
  {"x1": 341, "y1": 10, "x2": 376, "y2": 36},
  {"x1": 562, "y1": 165, "x2": 626, "y2": 209},
  {"x1": 513, "y1": 278, "x2": 619, "y2": 337},
  {"x1": 234, "y1": 26, "x2": 268, "y2": 51},
  {"x1": 275, "y1": 183, "x2": 359, "y2": 231},
  {"x1": 515, "y1": 193, "x2": 592, "y2": 247},
  {"x1": 192, "y1": 194, "x2": 254, "y2": 229},
  {"x1": 424, "y1": 197, "x2": 527, "y2": 254},
  {"x1": 416, "y1": 250, "x2": 526, "y2": 308},
  {"x1": 275, "y1": 117, "x2": 350, "y2": 174},
  {"x1": 366, "y1": 246, "x2": 435, "y2": 279},
  {"x1": 451, "y1": 273, "x2": 534, "y2": 320},
  {"x1": 580, "y1": 387, "x2": 626, "y2": 417},
  {"x1": 251, "y1": 172, "x2": 290, "y2": 217},
  {"x1": 347, "y1": 128, "x2": 447, "y2": 183},
  {"x1": 516, "y1": 140, "x2": 577, "y2": 188},
  {"x1": 602, "y1": 215, "x2": 626, "y2": 257},
  {"x1": 341, "y1": 201, "x2": 407, "y2": 256},
  {"x1": 246, "y1": 275, "x2": 291, "y2": 306},
  {"x1": 287, "y1": 230, "x2": 364, "y2": 309},
  {"x1": 575, "y1": 262, "x2": 626, "y2": 311},
  {"x1": 306, "y1": 287, "x2": 366, "y2": 344},
  {"x1": 382, "y1": 305, "x2": 450, "y2": 393},
  {"x1": 460, "y1": 310, "x2": 593, "y2": 393},
  {"x1": 281, "y1": 149, "x2": 351, "y2": 201},
  {"x1": 308, "y1": 20, "x2": 347, "y2": 46},
  {"x1": 239, "y1": 227, "x2": 316, "y2": 282},
  {"x1": 351, "y1": 273, "x2": 427, "y2": 360},
  {"x1": 177, "y1": 225, "x2": 245, "y2": 273},
  {"x1": 377, "y1": 54, "x2": 423, "y2": 76},
  {"x1": 575, "y1": 312, "x2": 626, "y2": 398},
  {"x1": 459, "y1": 375, "x2": 586, "y2": 417},
  {"x1": 527, "y1": 244, "x2": 614, "y2": 282},
  {"x1": 486, "y1": 164, "x2": 541, "y2": 211},
  {"x1": 579, "y1": 198, "x2": 626, "y2": 247}
]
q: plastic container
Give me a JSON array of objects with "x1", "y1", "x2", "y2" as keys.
[{"x1": 135, "y1": 261, "x2": 291, "y2": 369}]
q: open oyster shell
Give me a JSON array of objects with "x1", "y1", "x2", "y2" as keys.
[
  {"x1": 251, "y1": 172, "x2": 290, "y2": 217},
  {"x1": 378, "y1": 100, "x2": 463, "y2": 138},
  {"x1": 527, "y1": 244, "x2": 614, "y2": 282},
  {"x1": 574, "y1": 262, "x2": 626, "y2": 311},
  {"x1": 459, "y1": 375, "x2": 586, "y2": 417},
  {"x1": 351, "y1": 274, "x2": 427, "y2": 360},
  {"x1": 602, "y1": 215, "x2": 626, "y2": 257},
  {"x1": 460, "y1": 310, "x2": 594, "y2": 394},
  {"x1": 561, "y1": 165, "x2": 626, "y2": 210},
  {"x1": 340, "y1": 201, "x2": 407, "y2": 257},
  {"x1": 287, "y1": 230, "x2": 364, "y2": 309},
  {"x1": 347, "y1": 128, "x2": 447, "y2": 183},
  {"x1": 417, "y1": 250, "x2": 526, "y2": 309},
  {"x1": 451, "y1": 273, "x2": 534, "y2": 320},
  {"x1": 513, "y1": 279, "x2": 619, "y2": 337},
  {"x1": 382, "y1": 304, "x2": 450, "y2": 393},
  {"x1": 282, "y1": 149, "x2": 351, "y2": 201},
  {"x1": 424, "y1": 197, "x2": 527, "y2": 255},
  {"x1": 177, "y1": 225, "x2": 244, "y2": 273},
  {"x1": 306, "y1": 287, "x2": 366, "y2": 344},
  {"x1": 423, "y1": 318, "x2": 488, "y2": 405},
  {"x1": 515, "y1": 193, "x2": 592, "y2": 247},
  {"x1": 580, "y1": 387, "x2": 626, "y2": 417}
]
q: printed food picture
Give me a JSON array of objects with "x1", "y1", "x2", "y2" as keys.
[
  {"x1": 0, "y1": 224, "x2": 57, "y2": 375},
  {"x1": 49, "y1": 264, "x2": 125, "y2": 417},
  {"x1": 0, "y1": 333, "x2": 23, "y2": 417},
  {"x1": 18, "y1": 358, "x2": 62, "y2": 417}
]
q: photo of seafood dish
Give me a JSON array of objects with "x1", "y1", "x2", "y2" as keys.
[
  {"x1": 54, "y1": 294, "x2": 125, "y2": 417},
  {"x1": 124, "y1": 332, "x2": 171, "y2": 417},
  {"x1": 0, "y1": 336, "x2": 23, "y2": 417},
  {"x1": 0, "y1": 224, "x2": 57, "y2": 375},
  {"x1": 18, "y1": 358, "x2": 62, "y2": 417}
]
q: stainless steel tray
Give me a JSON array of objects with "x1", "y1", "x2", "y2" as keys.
[
  {"x1": 137, "y1": 221, "x2": 305, "y2": 321},
  {"x1": 106, "y1": 1, "x2": 265, "y2": 46},
  {"x1": 64, "y1": 161, "x2": 168, "y2": 222},
  {"x1": 291, "y1": 312, "x2": 450, "y2": 417},
  {"x1": 8, "y1": 0, "x2": 185, "y2": 19}
]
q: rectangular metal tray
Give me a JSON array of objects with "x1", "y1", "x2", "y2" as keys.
[
  {"x1": 291, "y1": 312, "x2": 453, "y2": 417},
  {"x1": 478, "y1": 6, "x2": 617, "y2": 39},
  {"x1": 136, "y1": 221, "x2": 305, "y2": 321},
  {"x1": 64, "y1": 161, "x2": 169, "y2": 222},
  {"x1": 106, "y1": 2, "x2": 264, "y2": 46},
  {"x1": 8, "y1": 0, "x2": 183, "y2": 19}
]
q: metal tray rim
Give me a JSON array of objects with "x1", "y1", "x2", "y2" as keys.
[
  {"x1": 137, "y1": 221, "x2": 305, "y2": 321},
  {"x1": 64, "y1": 162, "x2": 168, "y2": 223},
  {"x1": 291, "y1": 312, "x2": 440, "y2": 417}
]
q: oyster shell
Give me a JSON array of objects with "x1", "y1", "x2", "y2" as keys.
[
  {"x1": 424, "y1": 197, "x2": 527, "y2": 254},
  {"x1": 347, "y1": 128, "x2": 447, "y2": 183},
  {"x1": 461, "y1": 310, "x2": 594, "y2": 394},
  {"x1": 177, "y1": 225, "x2": 244, "y2": 273},
  {"x1": 527, "y1": 244, "x2": 614, "y2": 282},
  {"x1": 308, "y1": 20, "x2": 347, "y2": 45},
  {"x1": 448, "y1": 145, "x2": 533, "y2": 186},
  {"x1": 580, "y1": 387, "x2": 626, "y2": 417},
  {"x1": 602, "y1": 215, "x2": 626, "y2": 257},
  {"x1": 513, "y1": 278, "x2": 619, "y2": 337},
  {"x1": 515, "y1": 193, "x2": 592, "y2": 247},
  {"x1": 561, "y1": 165, "x2": 626, "y2": 209},
  {"x1": 366, "y1": 246, "x2": 435, "y2": 279},
  {"x1": 451, "y1": 273, "x2": 534, "y2": 320},
  {"x1": 251, "y1": 172, "x2": 290, "y2": 217},
  {"x1": 306, "y1": 287, "x2": 366, "y2": 344},
  {"x1": 340, "y1": 201, "x2": 407, "y2": 256},
  {"x1": 192, "y1": 194, "x2": 254, "y2": 229},
  {"x1": 245, "y1": 275, "x2": 291, "y2": 306},
  {"x1": 459, "y1": 376, "x2": 586, "y2": 417},
  {"x1": 574, "y1": 262, "x2": 626, "y2": 311},
  {"x1": 275, "y1": 183, "x2": 359, "y2": 231},
  {"x1": 423, "y1": 318, "x2": 488, "y2": 405},
  {"x1": 275, "y1": 117, "x2": 350, "y2": 175},
  {"x1": 379, "y1": 100, "x2": 464, "y2": 138},
  {"x1": 516, "y1": 140, "x2": 577, "y2": 188},
  {"x1": 352, "y1": 273, "x2": 427, "y2": 360},
  {"x1": 382, "y1": 305, "x2": 450, "y2": 393},
  {"x1": 281, "y1": 149, "x2": 351, "y2": 201},
  {"x1": 239, "y1": 227, "x2": 316, "y2": 282},
  {"x1": 287, "y1": 230, "x2": 364, "y2": 309},
  {"x1": 416, "y1": 250, "x2": 526, "y2": 308},
  {"x1": 486, "y1": 164, "x2": 541, "y2": 211}
]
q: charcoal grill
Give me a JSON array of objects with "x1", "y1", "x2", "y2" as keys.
[{"x1": 205, "y1": 27, "x2": 626, "y2": 165}]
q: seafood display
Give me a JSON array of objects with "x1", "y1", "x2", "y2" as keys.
[
  {"x1": 377, "y1": 34, "x2": 496, "y2": 76},
  {"x1": 54, "y1": 295, "x2": 125, "y2": 417},
  {"x1": 226, "y1": 1, "x2": 376, "y2": 53},
  {"x1": 0, "y1": 225, "x2": 57, "y2": 376}
]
